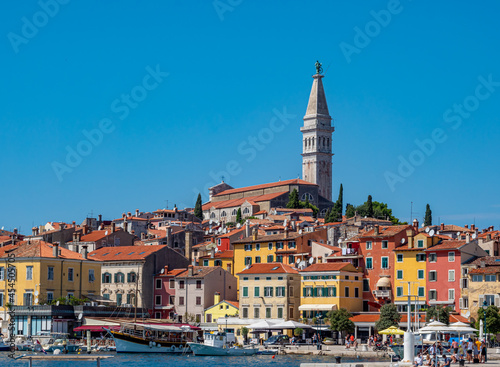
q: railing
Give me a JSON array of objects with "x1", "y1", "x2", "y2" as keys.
[
  {"x1": 373, "y1": 290, "x2": 391, "y2": 298},
  {"x1": 341, "y1": 248, "x2": 358, "y2": 256}
]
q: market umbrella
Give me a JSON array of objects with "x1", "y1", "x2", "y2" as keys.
[
  {"x1": 247, "y1": 320, "x2": 278, "y2": 330},
  {"x1": 449, "y1": 321, "x2": 478, "y2": 340},
  {"x1": 379, "y1": 326, "x2": 405, "y2": 335},
  {"x1": 271, "y1": 320, "x2": 312, "y2": 329}
]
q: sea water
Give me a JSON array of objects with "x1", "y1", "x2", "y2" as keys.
[{"x1": 0, "y1": 353, "x2": 378, "y2": 367}]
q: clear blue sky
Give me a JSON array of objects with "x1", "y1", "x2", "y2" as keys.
[{"x1": 1, "y1": 0, "x2": 500, "y2": 233}]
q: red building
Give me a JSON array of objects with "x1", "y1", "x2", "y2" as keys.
[
  {"x1": 152, "y1": 266, "x2": 185, "y2": 319},
  {"x1": 425, "y1": 239, "x2": 486, "y2": 312},
  {"x1": 356, "y1": 224, "x2": 411, "y2": 311}
]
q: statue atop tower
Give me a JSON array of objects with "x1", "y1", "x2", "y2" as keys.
[{"x1": 301, "y1": 62, "x2": 334, "y2": 201}]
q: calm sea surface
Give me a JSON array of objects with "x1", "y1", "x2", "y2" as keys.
[{"x1": 0, "y1": 352, "x2": 377, "y2": 367}]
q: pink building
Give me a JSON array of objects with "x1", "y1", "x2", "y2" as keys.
[{"x1": 152, "y1": 266, "x2": 185, "y2": 319}]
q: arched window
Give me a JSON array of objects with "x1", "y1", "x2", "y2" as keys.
[
  {"x1": 320, "y1": 208, "x2": 328, "y2": 217},
  {"x1": 243, "y1": 207, "x2": 250, "y2": 215},
  {"x1": 301, "y1": 193, "x2": 314, "y2": 202},
  {"x1": 210, "y1": 212, "x2": 216, "y2": 219},
  {"x1": 127, "y1": 272, "x2": 136, "y2": 283},
  {"x1": 114, "y1": 272, "x2": 125, "y2": 283},
  {"x1": 221, "y1": 211, "x2": 227, "y2": 218},
  {"x1": 102, "y1": 272, "x2": 111, "y2": 283},
  {"x1": 231, "y1": 209, "x2": 237, "y2": 216}
]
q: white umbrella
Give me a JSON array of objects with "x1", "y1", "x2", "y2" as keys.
[
  {"x1": 449, "y1": 322, "x2": 478, "y2": 334},
  {"x1": 247, "y1": 320, "x2": 278, "y2": 330},
  {"x1": 271, "y1": 320, "x2": 312, "y2": 329}
]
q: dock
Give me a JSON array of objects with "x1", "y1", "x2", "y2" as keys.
[{"x1": 16, "y1": 354, "x2": 114, "y2": 366}]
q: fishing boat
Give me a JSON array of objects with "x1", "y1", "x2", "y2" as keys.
[
  {"x1": 109, "y1": 323, "x2": 195, "y2": 353},
  {"x1": 188, "y1": 332, "x2": 258, "y2": 356}
]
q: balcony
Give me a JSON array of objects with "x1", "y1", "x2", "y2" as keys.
[{"x1": 373, "y1": 289, "x2": 391, "y2": 298}]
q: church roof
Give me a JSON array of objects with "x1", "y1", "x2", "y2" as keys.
[{"x1": 213, "y1": 178, "x2": 315, "y2": 197}]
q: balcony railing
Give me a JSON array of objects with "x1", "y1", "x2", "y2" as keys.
[{"x1": 373, "y1": 290, "x2": 391, "y2": 298}]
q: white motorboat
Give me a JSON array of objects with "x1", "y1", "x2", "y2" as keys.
[{"x1": 188, "y1": 332, "x2": 257, "y2": 356}]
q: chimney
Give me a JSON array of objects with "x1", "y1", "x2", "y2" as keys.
[
  {"x1": 245, "y1": 221, "x2": 250, "y2": 238},
  {"x1": 82, "y1": 224, "x2": 88, "y2": 235},
  {"x1": 214, "y1": 292, "x2": 221, "y2": 305},
  {"x1": 127, "y1": 212, "x2": 131, "y2": 217},
  {"x1": 211, "y1": 247, "x2": 215, "y2": 258},
  {"x1": 188, "y1": 265, "x2": 194, "y2": 277},
  {"x1": 483, "y1": 228, "x2": 487, "y2": 234},
  {"x1": 464, "y1": 225, "x2": 468, "y2": 229},
  {"x1": 480, "y1": 261, "x2": 486, "y2": 268},
  {"x1": 98, "y1": 214, "x2": 102, "y2": 223},
  {"x1": 32, "y1": 227, "x2": 37, "y2": 236},
  {"x1": 487, "y1": 233, "x2": 492, "y2": 241},
  {"x1": 167, "y1": 227, "x2": 173, "y2": 247},
  {"x1": 185, "y1": 230, "x2": 193, "y2": 262},
  {"x1": 318, "y1": 256, "x2": 323, "y2": 263},
  {"x1": 13, "y1": 228, "x2": 18, "y2": 235},
  {"x1": 284, "y1": 227, "x2": 289, "y2": 239},
  {"x1": 135, "y1": 209, "x2": 139, "y2": 217},
  {"x1": 141, "y1": 232, "x2": 146, "y2": 240},
  {"x1": 82, "y1": 246, "x2": 88, "y2": 260},
  {"x1": 291, "y1": 221, "x2": 296, "y2": 231},
  {"x1": 490, "y1": 226, "x2": 494, "y2": 231},
  {"x1": 252, "y1": 228, "x2": 258, "y2": 241},
  {"x1": 440, "y1": 223, "x2": 445, "y2": 231},
  {"x1": 413, "y1": 219, "x2": 419, "y2": 233},
  {"x1": 374, "y1": 225, "x2": 379, "y2": 236},
  {"x1": 111, "y1": 222, "x2": 116, "y2": 233},
  {"x1": 53, "y1": 243, "x2": 59, "y2": 258},
  {"x1": 466, "y1": 232, "x2": 470, "y2": 243},
  {"x1": 72, "y1": 221, "x2": 76, "y2": 227},
  {"x1": 471, "y1": 224, "x2": 475, "y2": 231},
  {"x1": 122, "y1": 213, "x2": 126, "y2": 219}
]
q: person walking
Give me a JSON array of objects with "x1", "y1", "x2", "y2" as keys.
[{"x1": 466, "y1": 338, "x2": 474, "y2": 364}]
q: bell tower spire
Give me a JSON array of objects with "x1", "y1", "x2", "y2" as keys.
[{"x1": 301, "y1": 61, "x2": 334, "y2": 201}]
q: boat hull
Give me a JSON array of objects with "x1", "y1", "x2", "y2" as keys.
[
  {"x1": 111, "y1": 332, "x2": 189, "y2": 353},
  {"x1": 187, "y1": 342, "x2": 257, "y2": 356}
]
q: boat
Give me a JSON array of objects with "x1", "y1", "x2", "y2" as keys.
[
  {"x1": 188, "y1": 332, "x2": 258, "y2": 356},
  {"x1": 0, "y1": 337, "x2": 11, "y2": 352},
  {"x1": 43, "y1": 336, "x2": 81, "y2": 354},
  {"x1": 109, "y1": 323, "x2": 195, "y2": 353}
]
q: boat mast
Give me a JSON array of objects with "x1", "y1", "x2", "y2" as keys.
[{"x1": 134, "y1": 264, "x2": 139, "y2": 324}]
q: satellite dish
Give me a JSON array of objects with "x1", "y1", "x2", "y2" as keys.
[
  {"x1": 425, "y1": 227, "x2": 430, "y2": 233},
  {"x1": 472, "y1": 233, "x2": 477, "y2": 239},
  {"x1": 236, "y1": 223, "x2": 241, "y2": 229},
  {"x1": 298, "y1": 261, "x2": 306, "y2": 269},
  {"x1": 429, "y1": 229, "x2": 435, "y2": 237},
  {"x1": 308, "y1": 257, "x2": 314, "y2": 264},
  {"x1": 160, "y1": 268, "x2": 165, "y2": 274},
  {"x1": 457, "y1": 231, "x2": 461, "y2": 237},
  {"x1": 105, "y1": 231, "x2": 108, "y2": 235},
  {"x1": 209, "y1": 220, "x2": 213, "y2": 225},
  {"x1": 337, "y1": 239, "x2": 342, "y2": 244},
  {"x1": 421, "y1": 223, "x2": 424, "y2": 228},
  {"x1": 436, "y1": 231, "x2": 440, "y2": 235},
  {"x1": 401, "y1": 238, "x2": 405, "y2": 244},
  {"x1": 35, "y1": 298, "x2": 39, "y2": 304},
  {"x1": 296, "y1": 258, "x2": 301, "y2": 264},
  {"x1": 78, "y1": 313, "x2": 83, "y2": 320},
  {"x1": 34, "y1": 290, "x2": 39, "y2": 296},
  {"x1": 299, "y1": 229, "x2": 303, "y2": 234},
  {"x1": 56, "y1": 301, "x2": 60, "y2": 306}
]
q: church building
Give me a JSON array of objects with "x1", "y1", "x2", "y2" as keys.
[{"x1": 203, "y1": 63, "x2": 335, "y2": 222}]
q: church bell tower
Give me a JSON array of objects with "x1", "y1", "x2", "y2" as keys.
[{"x1": 301, "y1": 61, "x2": 334, "y2": 201}]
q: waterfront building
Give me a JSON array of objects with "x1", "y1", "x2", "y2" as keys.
[{"x1": 204, "y1": 292, "x2": 239, "y2": 323}]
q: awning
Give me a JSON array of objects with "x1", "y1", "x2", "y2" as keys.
[
  {"x1": 376, "y1": 277, "x2": 391, "y2": 288},
  {"x1": 73, "y1": 325, "x2": 119, "y2": 332},
  {"x1": 298, "y1": 304, "x2": 337, "y2": 311}
]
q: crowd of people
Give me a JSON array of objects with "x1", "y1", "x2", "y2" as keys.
[{"x1": 414, "y1": 338, "x2": 488, "y2": 366}]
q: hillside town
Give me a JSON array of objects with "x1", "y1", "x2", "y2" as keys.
[{"x1": 1, "y1": 65, "x2": 499, "y2": 352}]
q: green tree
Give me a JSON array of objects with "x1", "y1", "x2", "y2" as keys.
[
  {"x1": 367, "y1": 195, "x2": 374, "y2": 218},
  {"x1": 336, "y1": 184, "x2": 343, "y2": 216},
  {"x1": 286, "y1": 189, "x2": 301, "y2": 209},
  {"x1": 236, "y1": 208, "x2": 242, "y2": 224},
  {"x1": 194, "y1": 193, "x2": 203, "y2": 220},
  {"x1": 426, "y1": 305, "x2": 451, "y2": 325},
  {"x1": 424, "y1": 204, "x2": 432, "y2": 226},
  {"x1": 324, "y1": 208, "x2": 331, "y2": 221},
  {"x1": 351, "y1": 198, "x2": 406, "y2": 225},
  {"x1": 375, "y1": 304, "x2": 401, "y2": 331},
  {"x1": 345, "y1": 203, "x2": 355, "y2": 218},
  {"x1": 241, "y1": 327, "x2": 249, "y2": 344},
  {"x1": 294, "y1": 327, "x2": 304, "y2": 337},
  {"x1": 476, "y1": 305, "x2": 500, "y2": 334},
  {"x1": 328, "y1": 308, "x2": 354, "y2": 334}
]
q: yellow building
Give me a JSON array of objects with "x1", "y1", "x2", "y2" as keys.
[
  {"x1": 393, "y1": 232, "x2": 440, "y2": 311},
  {"x1": 198, "y1": 250, "x2": 234, "y2": 275},
  {"x1": 0, "y1": 240, "x2": 101, "y2": 314},
  {"x1": 299, "y1": 262, "x2": 363, "y2": 319},
  {"x1": 232, "y1": 229, "x2": 327, "y2": 291},
  {"x1": 204, "y1": 292, "x2": 239, "y2": 323}
]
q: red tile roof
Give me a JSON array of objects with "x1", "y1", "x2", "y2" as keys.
[
  {"x1": 470, "y1": 256, "x2": 500, "y2": 266},
  {"x1": 469, "y1": 266, "x2": 500, "y2": 274},
  {"x1": 175, "y1": 266, "x2": 223, "y2": 278},
  {"x1": 203, "y1": 191, "x2": 288, "y2": 211},
  {"x1": 213, "y1": 179, "x2": 316, "y2": 197},
  {"x1": 199, "y1": 250, "x2": 234, "y2": 259},
  {"x1": 359, "y1": 225, "x2": 410, "y2": 239},
  {"x1": 89, "y1": 245, "x2": 167, "y2": 261},
  {"x1": 225, "y1": 300, "x2": 239, "y2": 309},
  {"x1": 79, "y1": 230, "x2": 127, "y2": 242},
  {"x1": 113, "y1": 216, "x2": 147, "y2": 222},
  {"x1": 350, "y1": 314, "x2": 380, "y2": 322},
  {"x1": 299, "y1": 262, "x2": 359, "y2": 272},
  {"x1": 424, "y1": 240, "x2": 466, "y2": 251},
  {"x1": 0, "y1": 240, "x2": 88, "y2": 260},
  {"x1": 237, "y1": 262, "x2": 298, "y2": 275}
]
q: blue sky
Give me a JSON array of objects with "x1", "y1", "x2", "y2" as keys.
[{"x1": 1, "y1": 0, "x2": 500, "y2": 233}]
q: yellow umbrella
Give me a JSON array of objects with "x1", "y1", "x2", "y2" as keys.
[{"x1": 378, "y1": 326, "x2": 405, "y2": 335}]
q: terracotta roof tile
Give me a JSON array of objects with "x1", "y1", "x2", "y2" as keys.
[
  {"x1": 175, "y1": 266, "x2": 223, "y2": 278},
  {"x1": 469, "y1": 266, "x2": 500, "y2": 274},
  {"x1": 89, "y1": 245, "x2": 167, "y2": 261},
  {"x1": 424, "y1": 240, "x2": 466, "y2": 251},
  {"x1": 470, "y1": 256, "x2": 500, "y2": 266},
  {"x1": 0, "y1": 240, "x2": 88, "y2": 260},
  {"x1": 225, "y1": 300, "x2": 239, "y2": 309},
  {"x1": 237, "y1": 262, "x2": 298, "y2": 275},
  {"x1": 359, "y1": 225, "x2": 410, "y2": 238},
  {"x1": 199, "y1": 250, "x2": 234, "y2": 259},
  {"x1": 203, "y1": 191, "x2": 288, "y2": 211}
]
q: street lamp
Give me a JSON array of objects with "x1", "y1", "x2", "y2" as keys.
[
  {"x1": 482, "y1": 301, "x2": 488, "y2": 363},
  {"x1": 316, "y1": 312, "x2": 323, "y2": 339}
]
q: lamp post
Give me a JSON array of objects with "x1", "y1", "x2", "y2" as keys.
[
  {"x1": 316, "y1": 312, "x2": 323, "y2": 350},
  {"x1": 482, "y1": 301, "x2": 488, "y2": 362}
]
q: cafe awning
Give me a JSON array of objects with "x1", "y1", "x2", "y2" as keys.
[
  {"x1": 298, "y1": 304, "x2": 337, "y2": 311},
  {"x1": 73, "y1": 325, "x2": 119, "y2": 332}
]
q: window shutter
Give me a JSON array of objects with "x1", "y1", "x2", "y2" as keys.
[
  {"x1": 459, "y1": 298, "x2": 464, "y2": 309},
  {"x1": 114, "y1": 273, "x2": 117, "y2": 283},
  {"x1": 303, "y1": 287, "x2": 306, "y2": 297},
  {"x1": 495, "y1": 295, "x2": 500, "y2": 307},
  {"x1": 127, "y1": 273, "x2": 130, "y2": 282},
  {"x1": 102, "y1": 273, "x2": 106, "y2": 283},
  {"x1": 478, "y1": 295, "x2": 484, "y2": 305}
]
